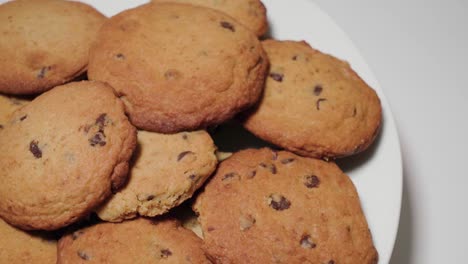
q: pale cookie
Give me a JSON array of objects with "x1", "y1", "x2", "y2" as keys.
[
  {"x1": 152, "y1": 0, "x2": 268, "y2": 36},
  {"x1": 58, "y1": 218, "x2": 211, "y2": 264},
  {"x1": 242, "y1": 40, "x2": 382, "y2": 159},
  {"x1": 0, "y1": 0, "x2": 106, "y2": 94},
  {"x1": 0, "y1": 81, "x2": 137, "y2": 230},
  {"x1": 88, "y1": 3, "x2": 268, "y2": 133},
  {"x1": 194, "y1": 148, "x2": 378, "y2": 264},
  {"x1": 97, "y1": 130, "x2": 217, "y2": 222},
  {"x1": 0, "y1": 218, "x2": 57, "y2": 263}
]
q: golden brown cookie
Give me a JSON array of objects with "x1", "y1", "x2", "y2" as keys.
[
  {"x1": 242, "y1": 40, "x2": 382, "y2": 159},
  {"x1": 0, "y1": 81, "x2": 137, "y2": 230},
  {"x1": 0, "y1": 0, "x2": 106, "y2": 94},
  {"x1": 88, "y1": 3, "x2": 268, "y2": 133},
  {"x1": 151, "y1": 0, "x2": 268, "y2": 36},
  {"x1": 194, "y1": 148, "x2": 378, "y2": 264},
  {"x1": 0, "y1": 93, "x2": 30, "y2": 129},
  {"x1": 97, "y1": 130, "x2": 217, "y2": 222},
  {"x1": 57, "y1": 218, "x2": 211, "y2": 264},
  {"x1": 0, "y1": 218, "x2": 57, "y2": 263}
]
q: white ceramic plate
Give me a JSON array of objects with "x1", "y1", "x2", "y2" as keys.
[{"x1": 59, "y1": 0, "x2": 403, "y2": 262}]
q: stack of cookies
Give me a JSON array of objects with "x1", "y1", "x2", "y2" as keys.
[{"x1": 0, "y1": 0, "x2": 382, "y2": 263}]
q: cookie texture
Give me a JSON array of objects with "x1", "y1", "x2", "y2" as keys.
[
  {"x1": 194, "y1": 148, "x2": 378, "y2": 264},
  {"x1": 151, "y1": 0, "x2": 267, "y2": 36},
  {"x1": 0, "y1": 218, "x2": 57, "y2": 263},
  {"x1": 242, "y1": 40, "x2": 382, "y2": 159},
  {"x1": 97, "y1": 130, "x2": 217, "y2": 222},
  {"x1": 88, "y1": 3, "x2": 268, "y2": 133},
  {"x1": 0, "y1": 93, "x2": 30, "y2": 129},
  {"x1": 0, "y1": 0, "x2": 106, "y2": 94},
  {"x1": 0, "y1": 81, "x2": 137, "y2": 230},
  {"x1": 58, "y1": 218, "x2": 211, "y2": 264}
]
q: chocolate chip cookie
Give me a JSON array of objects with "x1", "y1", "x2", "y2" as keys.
[
  {"x1": 0, "y1": 81, "x2": 137, "y2": 230},
  {"x1": 151, "y1": 0, "x2": 268, "y2": 37},
  {"x1": 88, "y1": 3, "x2": 268, "y2": 133},
  {"x1": 242, "y1": 40, "x2": 382, "y2": 159},
  {"x1": 58, "y1": 218, "x2": 211, "y2": 263},
  {"x1": 96, "y1": 130, "x2": 217, "y2": 222},
  {"x1": 0, "y1": 218, "x2": 57, "y2": 263},
  {"x1": 0, "y1": 0, "x2": 106, "y2": 94},
  {"x1": 194, "y1": 148, "x2": 378, "y2": 264}
]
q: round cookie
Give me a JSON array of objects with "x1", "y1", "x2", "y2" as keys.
[
  {"x1": 0, "y1": 218, "x2": 57, "y2": 263},
  {"x1": 151, "y1": 0, "x2": 268, "y2": 37},
  {"x1": 0, "y1": 81, "x2": 137, "y2": 230},
  {"x1": 193, "y1": 148, "x2": 378, "y2": 264},
  {"x1": 88, "y1": 3, "x2": 268, "y2": 133},
  {"x1": 96, "y1": 130, "x2": 217, "y2": 222},
  {"x1": 58, "y1": 218, "x2": 211, "y2": 264},
  {"x1": 0, "y1": 93, "x2": 30, "y2": 129},
  {"x1": 0, "y1": 0, "x2": 106, "y2": 95},
  {"x1": 242, "y1": 40, "x2": 382, "y2": 159}
]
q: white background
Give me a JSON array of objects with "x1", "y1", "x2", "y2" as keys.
[{"x1": 313, "y1": 1, "x2": 468, "y2": 263}]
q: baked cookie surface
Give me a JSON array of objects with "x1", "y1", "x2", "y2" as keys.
[
  {"x1": 88, "y1": 3, "x2": 268, "y2": 133},
  {"x1": 58, "y1": 218, "x2": 211, "y2": 264},
  {"x1": 97, "y1": 130, "x2": 217, "y2": 222},
  {"x1": 0, "y1": 0, "x2": 106, "y2": 94},
  {"x1": 194, "y1": 148, "x2": 378, "y2": 264},
  {"x1": 0, "y1": 218, "x2": 57, "y2": 263},
  {"x1": 151, "y1": 0, "x2": 268, "y2": 36},
  {"x1": 0, "y1": 93, "x2": 30, "y2": 129},
  {"x1": 242, "y1": 40, "x2": 382, "y2": 159},
  {"x1": 0, "y1": 81, "x2": 137, "y2": 230}
]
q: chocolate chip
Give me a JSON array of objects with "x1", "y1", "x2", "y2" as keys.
[
  {"x1": 95, "y1": 113, "x2": 107, "y2": 128},
  {"x1": 189, "y1": 174, "x2": 197, "y2": 180},
  {"x1": 37, "y1": 66, "x2": 51, "y2": 79},
  {"x1": 247, "y1": 170, "x2": 256, "y2": 179},
  {"x1": 314, "y1": 85, "x2": 323, "y2": 96},
  {"x1": 77, "y1": 251, "x2": 90, "y2": 260},
  {"x1": 72, "y1": 231, "x2": 84, "y2": 240},
  {"x1": 269, "y1": 72, "x2": 283, "y2": 82},
  {"x1": 353, "y1": 107, "x2": 357, "y2": 117},
  {"x1": 146, "y1": 195, "x2": 155, "y2": 201},
  {"x1": 115, "y1": 53, "x2": 125, "y2": 60},
  {"x1": 0, "y1": 124, "x2": 3, "y2": 129},
  {"x1": 304, "y1": 175, "x2": 320, "y2": 188},
  {"x1": 160, "y1": 249, "x2": 172, "y2": 258},
  {"x1": 328, "y1": 261, "x2": 335, "y2": 264},
  {"x1": 270, "y1": 164, "x2": 277, "y2": 174},
  {"x1": 281, "y1": 158, "x2": 295, "y2": 164},
  {"x1": 239, "y1": 215, "x2": 256, "y2": 231},
  {"x1": 220, "y1": 21, "x2": 235, "y2": 32},
  {"x1": 300, "y1": 234, "x2": 316, "y2": 249},
  {"x1": 260, "y1": 163, "x2": 277, "y2": 174},
  {"x1": 19, "y1": 115, "x2": 27, "y2": 121},
  {"x1": 222, "y1": 172, "x2": 239, "y2": 181},
  {"x1": 177, "y1": 151, "x2": 194, "y2": 162},
  {"x1": 89, "y1": 132, "x2": 106, "y2": 147},
  {"x1": 164, "y1": 69, "x2": 182, "y2": 80},
  {"x1": 316, "y1": 98, "x2": 327, "y2": 110},
  {"x1": 268, "y1": 194, "x2": 291, "y2": 211},
  {"x1": 29, "y1": 140, "x2": 42, "y2": 158},
  {"x1": 271, "y1": 150, "x2": 278, "y2": 160},
  {"x1": 182, "y1": 134, "x2": 188, "y2": 140},
  {"x1": 292, "y1": 55, "x2": 298, "y2": 60}
]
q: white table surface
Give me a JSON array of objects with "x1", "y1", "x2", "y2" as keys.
[{"x1": 313, "y1": 0, "x2": 468, "y2": 263}]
